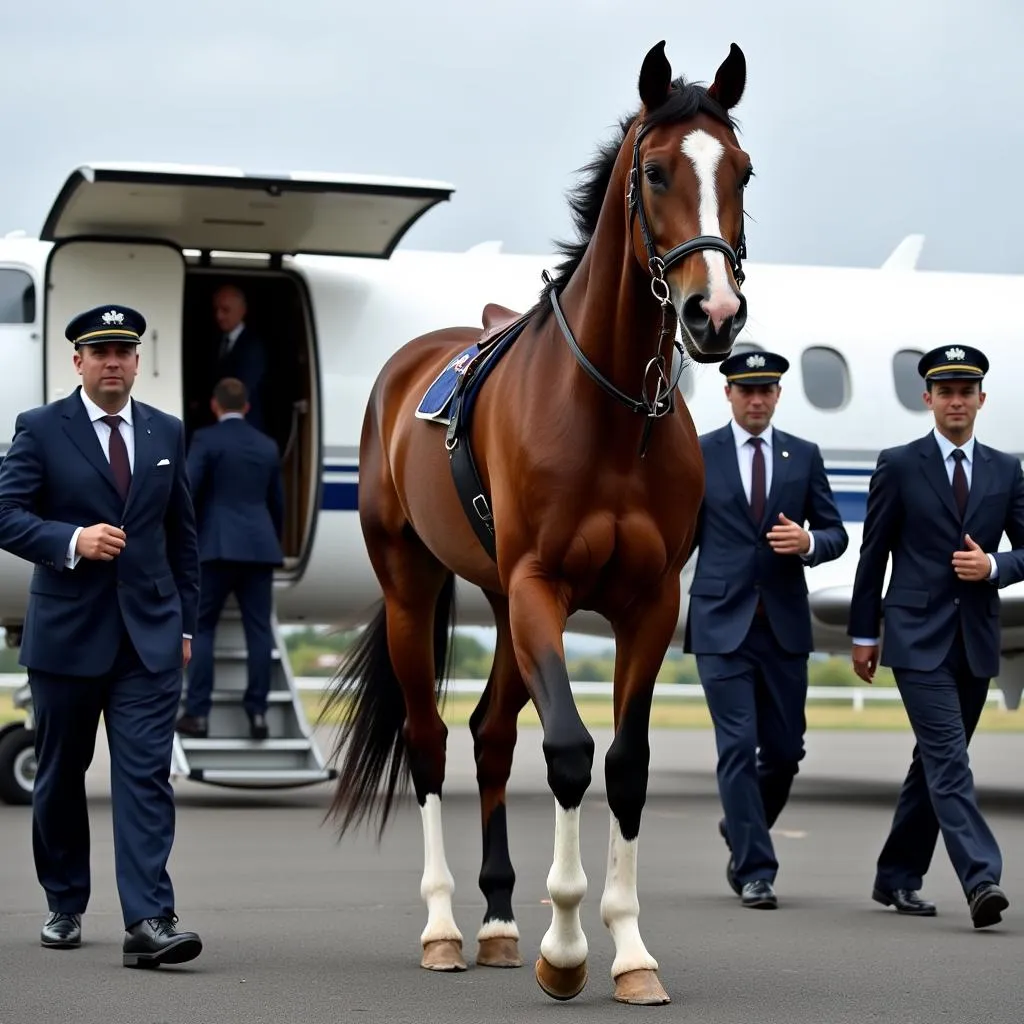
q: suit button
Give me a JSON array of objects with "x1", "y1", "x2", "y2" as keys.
[{"x1": 954, "y1": 598, "x2": 960, "y2": 607}]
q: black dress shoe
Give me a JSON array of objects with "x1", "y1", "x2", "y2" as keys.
[
  {"x1": 872, "y1": 886, "x2": 937, "y2": 916},
  {"x1": 968, "y1": 883, "x2": 1008, "y2": 929},
  {"x1": 725, "y1": 856, "x2": 741, "y2": 896},
  {"x1": 176, "y1": 715, "x2": 208, "y2": 738},
  {"x1": 248, "y1": 712, "x2": 268, "y2": 740},
  {"x1": 41, "y1": 912, "x2": 81, "y2": 948},
  {"x1": 123, "y1": 916, "x2": 202, "y2": 968},
  {"x1": 741, "y1": 880, "x2": 778, "y2": 909}
]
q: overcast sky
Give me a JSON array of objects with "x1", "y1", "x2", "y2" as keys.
[{"x1": 3, "y1": 0, "x2": 1023, "y2": 273}]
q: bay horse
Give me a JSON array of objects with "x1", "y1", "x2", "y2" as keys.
[{"x1": 322, "y1": 40, "x2": 752, "y2": 1006}]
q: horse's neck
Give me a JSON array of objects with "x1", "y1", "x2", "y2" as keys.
[{"x1": 557, "y1": 222, "x2": 671, "y2": 414}]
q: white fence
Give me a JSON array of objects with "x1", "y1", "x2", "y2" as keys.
[{"x1": 0, "y1": 674, "x2": 1008, "y2": 712}]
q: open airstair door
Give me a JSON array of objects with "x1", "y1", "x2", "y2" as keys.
[
  {"x1": 40, "y1": 162, "x2": 455, "y2": 258},
  {"x1": 172, "y1": 599, "x2": 336, "y2": 789}
]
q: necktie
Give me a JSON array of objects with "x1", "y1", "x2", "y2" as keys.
[
  {"x1": 101, "y1": 415, "x2": 132, "y2": 501},
  {"x1": 951, "y1": 448, "x2": 968, "y2": 519},
  {"x1": 219, "y1": 334, "x2": 232, "y2": 360},
  {"x1": 749, "y1": 436, "x2": 766, "y2": 524}
]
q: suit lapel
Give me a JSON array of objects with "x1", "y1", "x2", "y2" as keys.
[
  {"x1": 918, "y1": 435, "x2": 960, "y2": 523},
  {"x1": 964, "y1": 443, "x2": 992, "y2": 525},
  {"x1": 712, "y1": 426, "x2": 756, "y2": 529},
  {"x1": 60, "y1": 389, "x2": 120, "y2": 497},
  {"x1": 123, "y1": 400, "x2": 153, "y2": 519},
  {"x1": 761, "y1": 429, "x2": 793, "y2": 531}
]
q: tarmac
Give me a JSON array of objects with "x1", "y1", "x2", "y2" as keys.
[{"x1": 1, "y1": 725, "x2": 1022, "y2": 1024}]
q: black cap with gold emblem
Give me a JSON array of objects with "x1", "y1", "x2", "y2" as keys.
[{"x1": 65, "y1": 305, "x2": 146, "y2": 348}]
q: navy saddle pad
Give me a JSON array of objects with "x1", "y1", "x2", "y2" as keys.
[{"x1": 415, "y1": 344, "x2": 483, "y2": 424}]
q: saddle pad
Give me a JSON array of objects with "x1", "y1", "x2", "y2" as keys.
[{"x1": 415, "y1": 344, "x2": 482, "y2": 424}]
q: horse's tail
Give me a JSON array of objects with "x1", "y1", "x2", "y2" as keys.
[{"x1": 321, "y1": 572, "x2": 457, "y2": 840}]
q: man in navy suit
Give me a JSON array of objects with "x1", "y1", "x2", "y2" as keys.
[
  {"x1": 176, "y1": 377, "x2": 284, "y2": 741},
  {"x1": 849, "y1": 344, "x2": 1024, "y2": 929},
  {"x1": 209, "y1": 284, "x2": 269, "y2": 434},
  {"x1": 0, "y1": 304, "x2": 202, "y2": 966},
  {"x1": 685, "y1": 351, "x2": 848, "y2": 908}
]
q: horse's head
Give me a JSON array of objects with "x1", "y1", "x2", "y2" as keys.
[{"x1": 629, "y1": 41, "x2": 751, "y2": 364}]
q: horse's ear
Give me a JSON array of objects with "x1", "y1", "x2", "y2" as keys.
[
  {"x1": 707, "y1": 43, "x2": 746, "y2": 110},
  {"x1": 638, "y1": 40, "x2": 672, "y2": 112}
]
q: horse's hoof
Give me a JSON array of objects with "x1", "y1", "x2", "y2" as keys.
[
  {"x1": 421, "y1": 938, "x2": 467, "y2": 972},
  {"x1": 535, "y1": 955, "x2": 588, "y2": 1000},
  {"x1": 476, "y1": 936, "x2": 523, "y2": 968},
  {"x1": 613, "y1": 968, "x2": 671, "y2": 1005}
]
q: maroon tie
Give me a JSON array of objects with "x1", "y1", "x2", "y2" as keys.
[
  {"x1": 101, "y1": 415, "x2": 131, "y2": 501},
  {"x1": 951, "y1": 448, "x2": 968, "y2": 519},
  {"x1": 749, "y1": 436, "x2": 766, "y2": 523}
]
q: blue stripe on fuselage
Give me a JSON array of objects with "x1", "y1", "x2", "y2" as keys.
[{"x1": 320, "y1": 463, "x2": 873, "y2": 522}]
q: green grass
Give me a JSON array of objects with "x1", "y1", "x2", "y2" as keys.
[
  {"x1": 300, "y1": 692, "x2": 1024, "y2": 733},
  {"x1": 4, "y1": 691, "x2": 1022, "y2": 733}
]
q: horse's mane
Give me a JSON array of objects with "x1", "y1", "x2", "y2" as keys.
[{"x1": 528, "y1": 76, "x2": 739, "y2": 324}]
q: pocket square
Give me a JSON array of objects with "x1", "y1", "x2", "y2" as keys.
[{"x1": 156, "y1": 458, "x2": 170, "y2": 466}]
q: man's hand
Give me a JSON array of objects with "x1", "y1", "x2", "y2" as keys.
[
  {"x1": 182, "y1": 638, "x2": 191, "y2": 667},
  {"x1": 75, "y1": 524, "x2": 126, "y2": 561},
  {"x1": 767, "y1": 513, "x2": 810, "y2": 555},
  {"x1": 952, "y1": 534, "x2": 991, "y2": 581},
  {"x1": 851, "y1": 644, "x2": 879, "y2": 683}
]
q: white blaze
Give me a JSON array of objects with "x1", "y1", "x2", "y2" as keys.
[{"x1": 680, "y1": 128, "x2": 740, "y2": 331}]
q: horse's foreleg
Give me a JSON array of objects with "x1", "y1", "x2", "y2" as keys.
[
  {"x1": 508, "y1": 571, "x2": 594, "y2": 1002},
  {"x1": 600, "y1": 583, "x2": 679, "y2": 1006},
  {"x1": 470, "y1": 594, "x2": 529, "y2": 968}
]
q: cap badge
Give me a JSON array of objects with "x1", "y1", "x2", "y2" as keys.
[
  {"x1": 745, "y1": 354, "x2": 765, "y2": 368},
  {"x1": 101, "y1": 309, "x2": 125, "y2": 325},
  {"x1": 945, "y1": 347, "x2": 965, "y2": 361}
]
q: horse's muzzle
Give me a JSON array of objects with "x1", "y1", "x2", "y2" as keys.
[{"x1": 679, "y1": 290, "x2": 747, "y2": 363}]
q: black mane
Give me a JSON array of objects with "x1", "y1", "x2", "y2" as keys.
[{"x1": 527, "y1": 76, "x2": 739, "y2": 324}]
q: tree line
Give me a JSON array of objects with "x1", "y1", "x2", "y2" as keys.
[{"x1": 281, "y1": 626, "x2": 896, "y2": 688}]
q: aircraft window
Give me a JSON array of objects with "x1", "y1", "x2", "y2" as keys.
[
  {"x1": 0, "y1": 269, "x2": 35, "y2": 324},
  {"x1": 801, "y1": 346, "x2": 849, "y2": 410},
  {"x1": 892, "y1": 348, "x2": 926, "y2": 411}
]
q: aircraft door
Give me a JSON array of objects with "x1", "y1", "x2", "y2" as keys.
[
  {"x1": 0, "y1": 265, "x2": 44, "y2": 443},
  {"x1": 44, "y1": 241, "x2": 185, "y2": 417}
]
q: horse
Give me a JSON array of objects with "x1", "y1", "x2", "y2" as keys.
[{"x1": 321, "y1": 39, "x2": 753, "y2": 1006}]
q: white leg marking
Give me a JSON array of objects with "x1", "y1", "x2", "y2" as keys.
[
  {"x1": 419, "y1": 794, "x2": 463, "y2": 945},
  {"x1": 477, "y1": 918, "x2": 520, "y2": 942},
  {"x1": 600, "y1": 811, "x2": 658, "y2": 978},
  {"x1": 680, "y1": 128, "x2": 740, "y2": 330},
  {"x1": 538, "y1": 800, "x2": 588, "y2": 969}
]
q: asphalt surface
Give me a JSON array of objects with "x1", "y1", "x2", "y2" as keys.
[{"x1": 1, "y1": 726, "x2": 1023, "y2": 1024}]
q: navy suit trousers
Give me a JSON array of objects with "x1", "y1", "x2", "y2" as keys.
[
  {"x1": 186, "y1": 560, "x2": 274, "y2": 718},
  {"x1": 29, "y1": 627, "x2": 182, "y2": 928},
  {"x1": 698, "y1": 616, "x2": 808, "y2": 884},
  {"x1": 874, "y1": 629, "x2": 1001, "y2": 896}
]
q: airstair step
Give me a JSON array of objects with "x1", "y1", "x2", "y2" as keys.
[{"x1": 188, "y1": 768, "x2": 336, "y2": 787}]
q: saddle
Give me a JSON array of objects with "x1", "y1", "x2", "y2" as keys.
[{"x1": 414, "y1": 303, "x2": 530, "y2": 561}]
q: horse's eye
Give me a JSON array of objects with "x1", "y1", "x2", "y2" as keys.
[{"x1": 644, "y1": 165, "x2": 665, "y2": 188}]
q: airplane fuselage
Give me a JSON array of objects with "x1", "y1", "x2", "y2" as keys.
[{"x1": 2, "y1": 163, "x2": 1023, "y2": 708}]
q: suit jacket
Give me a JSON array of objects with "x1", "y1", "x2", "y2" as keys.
[
  {"x1": 0, "y1": 387, "x2": 199, "y2": 677},
  {"x1": 214, "y1": 327, "x2": 268, "y2": 432},
  {"x1": 186, "y1": 416, "x2": 284, "y2": 566},
  {"x1": 848, "y1": 433, "x2": 1024, "y2": 677},
  {"x1": 684, "y1": 424, "x2": 848, "y2": 655}
]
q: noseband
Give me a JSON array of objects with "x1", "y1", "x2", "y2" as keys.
[{"x1": 545, "y1": 116, "x2": 747, "y2": 455}]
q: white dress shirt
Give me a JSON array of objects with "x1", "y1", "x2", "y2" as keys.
[
  {"x1": 852, "y1": 427, "x2": 996, "y2": 646},
  {"x1": 64, "y1": 389, "x2": 190, "y2": 639},
  {"x1": 729, "y1": 419, "x2": 816, "y2": 560},
  {"x1": 219, "y1": 321, "x2": 245, "y2": 358}
]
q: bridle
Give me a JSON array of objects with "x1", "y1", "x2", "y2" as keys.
[{"x1": 545, "y1": 115, "x2": 747, "y2": 454}]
